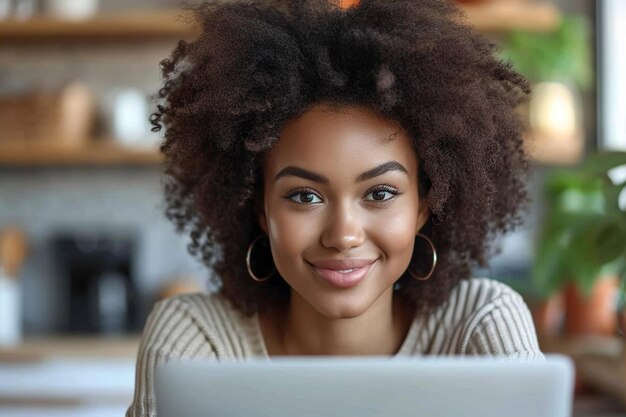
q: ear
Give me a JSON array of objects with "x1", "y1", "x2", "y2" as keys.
[
  {"x1": 257, "y1": 209, "x2": 268, "y2": 234},
  {"x1": 254, "y1": 191, "x2": 268, "y2": 234},
  {"x1": 415, "y1": 200, "x2": 431, "y2": 234}
]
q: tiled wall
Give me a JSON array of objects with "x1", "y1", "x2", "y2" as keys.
[{"x1": 0, "y1": 167, "x2": 209, "y2": 334}]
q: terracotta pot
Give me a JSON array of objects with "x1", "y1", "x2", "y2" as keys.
[
  {"x1": 564, "y1": 275, "x2": 620, "y2": 335},
  {"x1": 531, "y1": 291, "x2": 565, "y2": 336},
  {"x1": 340, "y1": 0, "x2": 360, "y2": 9}
]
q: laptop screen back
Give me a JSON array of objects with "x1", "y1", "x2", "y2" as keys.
[{"x1": 155, "y1": 354, "x2": 574, "y2": 417}]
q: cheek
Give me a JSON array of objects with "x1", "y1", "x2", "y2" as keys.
[
  {"x1": 368, "y1": 202, "x2": 417, "y2": 270},
  {"x1": 266, "y1": 207, "x2": 320, "y2": 265}
]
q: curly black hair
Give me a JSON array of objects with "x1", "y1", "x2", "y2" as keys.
[{"x1": 151, "y1": 0, "x2": 532, "y2": 317}]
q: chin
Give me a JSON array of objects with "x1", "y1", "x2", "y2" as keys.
[{"x1": 312, "y1": 296, "x2": 373, "y2": 319}]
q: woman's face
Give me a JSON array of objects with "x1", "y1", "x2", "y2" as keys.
[{"x1": 258, "y1": 103, "x2": 430, "y2": 319}]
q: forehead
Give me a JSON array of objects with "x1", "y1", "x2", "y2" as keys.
[{"x1": 263, "y1": 104, "x2": 418, "y2": 180}]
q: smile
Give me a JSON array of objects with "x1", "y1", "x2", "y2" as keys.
[{"x1": 307, "y1": 260, "x2": 377, "y2": 289}]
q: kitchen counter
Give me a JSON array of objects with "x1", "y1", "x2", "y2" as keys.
[
  {"x1": 0, "y1": 337, "x2": 139, "y2": 417},
  {"x1": 0, "y1": 335, "x2": 141, "y2": 363}
]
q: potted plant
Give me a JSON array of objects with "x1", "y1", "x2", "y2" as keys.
[
  {"x1": 532, "y1": 151, "x2": 626, "y2": 335},
  {"x1": 500, "y1": 15, "x2": 592, "y2": 165}
]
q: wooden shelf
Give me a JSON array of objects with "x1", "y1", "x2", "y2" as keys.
[
  {"x1": 0, "y1": 131, "x2": 557, "y2": 167},
  {"x1": 461, "y1": 2, "x2": 560, "y2": 32},
  {"x1": 0, "y1": 3, "x2": 560, "y2": 41},
  {"x1": 0, "y1": 141, "x2": 162, "y2": 166},
  {"x1": 0, "y1": 9, "x2": 198, "y2": 40}
]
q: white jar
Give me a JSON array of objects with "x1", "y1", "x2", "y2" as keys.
[
  {"x1": 112, "y1": 89, "x2": 154, "y2": 148},
  {"x1": 44, "y1": 0, "x2": 99, "y2": 20},
  {"x1": 0, "y1": 266, "x2": 21, "y2": 346}
]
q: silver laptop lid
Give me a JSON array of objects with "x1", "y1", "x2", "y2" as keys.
[{"x1": 155, "y1": 354, "x2": 574, "y2": 417}]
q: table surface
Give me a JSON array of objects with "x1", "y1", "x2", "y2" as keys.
[{"x1": 1, "y1": 334, "x2": 625, "y2": 416}]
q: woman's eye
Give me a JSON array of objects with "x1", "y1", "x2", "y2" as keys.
[
  {"x1": 287, "y1": 191, "x2": 323, "y2": 204},
  {"x1": 366, "y1": 187, "x2": 398, "y2": 202},
  {"x1": 285, "y1": 186, "x2": 399, "y2": 205}
]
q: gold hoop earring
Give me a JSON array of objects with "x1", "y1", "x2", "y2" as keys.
[
  {"x1": 407, "y1": 233, "x2": 437, "y2": 281},
  {"x1": 246, "y1": 235, "x2": 274, "y2": 282}
]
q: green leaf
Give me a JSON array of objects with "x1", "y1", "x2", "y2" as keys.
[
  {"x1": 580, "y1": 151, "x2": 626, "y2": 177},
  {"x1": 571, "y1": 215, "x2": 626, "y2": 266},
  {"x1": 567, "y1": 253, "x2": 603, "y2": 298},
  {"x1": 604, "y1": 180, "x2": 626, "y2": 214},
  {"x1": 531, "y1": 228, "x2": 571, "y2": 296}
]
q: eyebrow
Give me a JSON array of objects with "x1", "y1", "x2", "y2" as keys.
[{"x1": 274, "y1": 161, "x2": 409, "y2": 184}]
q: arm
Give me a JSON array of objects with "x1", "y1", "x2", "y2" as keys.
[{"x1": 125, "y1": 297, "x2": 219, "y2": 417}]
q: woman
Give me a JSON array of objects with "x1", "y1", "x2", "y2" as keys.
[{"x1": 127, "y1": 1, "x2": 543, "y2": 415}]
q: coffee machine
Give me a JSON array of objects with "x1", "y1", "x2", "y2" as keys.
[{"x1": 52, "y1": 231, "x2": 140, "y2": 334}]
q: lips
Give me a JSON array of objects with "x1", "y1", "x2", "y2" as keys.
[
  {"x1": 307, "y1": 258, "x2": 377, "y2": 289},
  {"x1": 308, "y1": 258, "x2": 377, "y2": 270}
]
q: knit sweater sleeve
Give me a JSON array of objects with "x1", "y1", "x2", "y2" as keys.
[
  {"x1": 463, "y1": 288, "x2": 544, "y2": 359},
  {"x1": 125, "y1": 296, "x2": 221, "y2": 417}
]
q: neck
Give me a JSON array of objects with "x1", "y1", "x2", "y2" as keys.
[{"x1": 277, "y1": 288, "x2": 413, "y2": 356}]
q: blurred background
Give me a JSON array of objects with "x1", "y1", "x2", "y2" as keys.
[{"x1": 0, "y1": 0, "x2": 624, "y2": 416}]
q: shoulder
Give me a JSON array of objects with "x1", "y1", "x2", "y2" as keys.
[
  {"x1": 414, "y1": 277, "x2": 542, "y2": 357},
  {"x1": 447, "y1": 276, "x2": 531, "y2": 325},
  {"x1": 153, "y1": 291, "x2": 235, "y2": 326},
  {"x1": 452, "y1": 276, "x2": 521, "y2": 299},
  {"x1": 141, "y1": 291, "x2": 261, "y2": 359},
  {"x1": 426, "y1": 277, "x2": 523, "y2": 325},
  {"x1": 447, "y1": 277, "x2": 543, "y2": 357},
  {"x1": 441, "y1": 276, "x2": 535, "y2": 335},
  {"x1": 449, "y1": 276, "x2": 525, "y2": 312}
]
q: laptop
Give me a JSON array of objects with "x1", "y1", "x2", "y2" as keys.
[{"x1": 155, "y1": 354, "x2": 574, "y2": 417}]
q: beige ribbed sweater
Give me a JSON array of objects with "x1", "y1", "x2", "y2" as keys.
[{"x1": 126, "y1": 277, "x2": 543, "y2": 417}]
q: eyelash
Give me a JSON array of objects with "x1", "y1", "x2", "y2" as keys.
[{"x1": 283, "y1": 185, "x2": 401, "y2": 206}]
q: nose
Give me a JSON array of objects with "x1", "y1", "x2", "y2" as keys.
[{"x1": 320, "y1": 201, "x2": 366, "y2": 252}]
